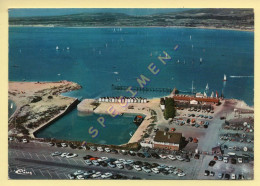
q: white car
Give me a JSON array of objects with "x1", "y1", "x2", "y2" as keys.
[
  {"x1": 101, "y1": 157, "x2": 108, "y2": 161},
  {"x1": 151, "y1": 168, "x2": 160, "y2": 174},
  {"x1": 61, "y1": 143, "x2": 67, "y2": 147},
  {"x1": 167, "y1": 155, "x2": 176, "y2": 160},
  {"x1": 178, "y1": 172, "x2": 186, "y2": 177},
  {"x1": 133, "y1": 165, "x2": 142, "y2": 171},
  {"x1": 90, "y1": 146, "x2": 97, "y2": 151},
  {"x1": 223, "y1": 156, "x2": 229, "y2": 163},
  {"x1": 142, "y1": 166, "x2": 151, "y2": 173},
  {"x1": 159, "y1": 154, "x2": 167, "y2": 159},
  {"x1": 91, "y1": 172, "x2": 101, "y2": 178},
  {"x1": 22, "y1": 139, "x2": 28, "y2": 143},
  {"x1": 114, "y1": 160, "x2": 120, "y2": 164},
  {"x1": 123, "y1": 160, "x2": 134, "y2": 164},
  {"x1": 76, "y1": 174, "x2": 85, "y2": 179},
  {"x1": 105, "y1": 148, "x2": 111, "y2": 152},
  {"x1": 73, "y1": 170, "x2": 84, "y2": 176},
  {"x1": 101, "y1": 172, "x2": 113, "y2": 179},
  {"x1": 61, "y1": 152, "x2": 69, "y2": 157},
  {"x1": 97, "y1": 147, "x2": 104, "y2": 152},
  {"x1": 66, "y1": 153, "x2": 77, "y2": 158},
  {"x1": 92, "y1": 160, "x2": 100, "y2": 166},
  {"x1": 51, "y1": 151, "x2": 62, "y2": 156},
  {"x1": 84, "y1": 160, "x2": 92, "y2": 165},
  {"x1": 176, "y1": 156, "x2": 184, "y2": 161},
  {"x1": 108, "y1": 162, "x2": 116, "y2": 168},
  {"x1": 116, "y1": 163, "x2": 124, "y2": 169},
  {"x1": 231, "y1": 173, "x2": 236, "y2": 180},
  {"x1": 97, "y1": 158, "x2": 103, "y2": 162},
  {"x1": 238, "y1": 158, "x2": 243, "y2": 163},
  {"x1": 118, "y1": 159, "x2": 126, "y2": 163}
]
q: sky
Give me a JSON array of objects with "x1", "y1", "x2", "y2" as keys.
[{"x1": 8, "y1": 8, "x2": 191, "y2": 17}]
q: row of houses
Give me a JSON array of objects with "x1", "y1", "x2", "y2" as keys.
[{"x1": 98, "y1": 97, "x2": 147, "y2": 103}]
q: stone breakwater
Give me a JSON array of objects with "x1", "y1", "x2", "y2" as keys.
[{"x1": 8, "y1": 80, "x2": 82, "y2": 137}]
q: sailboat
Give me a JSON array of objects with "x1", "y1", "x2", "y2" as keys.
[
  {"x1": 66, "y1": 47, "x2": 70, "y2": 50},
  {"x1": 177, "y1": 59, "x2": 180, "y2": 63},
  {"x1": 205, "y1": 83, "x2": 209, "y2": 91},
  {"x1": 190, "y1": 35, "x2": 192, "y2": 40},
  {"x1": 56, "y1": 46, "x2": 59, "y2": 50},
  {"x1": 204, "y1": 91, "x2": 207, "y2": 97},
  {"x1": 200, "y1": 57, "x2": 203, "y2": 64},
  {"x1": 210, "y1": 91, "x2": 214, "y2": 98},
  {"x1": 223, "y1": 74, "x2": 227, "y2": 81}
]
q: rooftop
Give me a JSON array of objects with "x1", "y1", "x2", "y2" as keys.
[{"x1": 154, "y1": 131, "x2": 182, "y2": 144}]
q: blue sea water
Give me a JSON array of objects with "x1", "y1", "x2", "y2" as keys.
[{"x1": 9, "y1": 27, "x2": 254, "y2": 144}]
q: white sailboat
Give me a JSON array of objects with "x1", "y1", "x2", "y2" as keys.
[
  {"x1": 223, "y1": 74, "x2": 227, "y2": 81},
  {"x1": 66, "y1": 47, "x2": 70, "y2": 50},
  {"x1": 190, "y1": 35, "x2": 192, "y2": 40},
  {"x1": 205, "y1": 83, "x2": 209, "y2": 91},
  {"x1": 210, "y1": 91, "x2": 214, "y2": 98},
  {"x1": 204, "y1": 91, "x2": 207, "y2": 97},
  {"x1": 200, "y1": 57, "x2": 203, "y2": 62},
  {"x1": 56, "y1": 46, "x2": 59, "y2": 50},
  {"x1": 177, "y1": 59, "x2": 180, "y2": 63}
]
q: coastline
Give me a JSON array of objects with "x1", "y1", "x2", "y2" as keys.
[
  {"x1": 9, "y1": 25, "x2": 254, "y2": 32},
  {"x1": 8, "y1": 80, "x2": 82, "y2": 137}
]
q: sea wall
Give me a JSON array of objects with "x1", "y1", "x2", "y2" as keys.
[{"x1": 32, "y1": 98, "x2": 80, "y2": 138}]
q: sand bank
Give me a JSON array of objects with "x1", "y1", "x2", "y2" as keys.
[{"x1": 8, "y1": 80, "x2": 82, "y2": 137}]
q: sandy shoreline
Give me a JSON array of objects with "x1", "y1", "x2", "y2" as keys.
[
  {"x1": 8, "y1": 80, "x2": 82, "y2": 137},
  {"x1": 9, "y1": 25, "x2": 254, "y2": 32}
]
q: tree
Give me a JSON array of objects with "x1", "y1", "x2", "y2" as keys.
[{"x1": 164, "y1": 97, "x2": 176, "y2": 120}]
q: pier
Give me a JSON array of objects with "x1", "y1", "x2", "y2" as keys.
[{"x1": 111, "y1": 84, "x2": 192, "y2": 94}]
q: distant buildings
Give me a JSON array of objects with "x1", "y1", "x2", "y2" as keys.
[{"x1": 98, "y1": 97, "x2": 147, "y2": 103}]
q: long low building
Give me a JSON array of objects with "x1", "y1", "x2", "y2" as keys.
[{"x1": 173, "y1": 95, "x2": 220, "y2": 104}]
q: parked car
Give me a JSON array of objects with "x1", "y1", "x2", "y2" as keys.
[
  {"x1": 238, "y1": 174, "x2": 245, "y2": 180},
  {"x1": 178, "y1": 172, "x2": 186, "y2": 177},
  {"x1": 231, "y1": 158, "x2": 237, "y2": 164},
  {"x1": 22, "y1": 139, "x2": 28, "y2": 143},
  {"x1": 167, "y1": 155, "x2": 176, "y2": 160},
  {"x1": 151, "y1": 168, "x2": 160, "y2": 174},
  {"x1": 133, "y1": 165, "x2": 142, "y2": 171},
  {"x1": 101, "y1": 172, "x2": 113, "y2": 179},
  {"x1": 210, "y1": 171, "x2": 215, "y2": 176},
  {"x1": 84, "y1": 160, "x2": 92, "y2": 165},
  {"x1": 223, "y1": 156, "x2": 229, "y2": 163},
  {"x1": 61, "y1": 153, "x2": 69, "y2": 158},
  {"x1": 159, "y1": 154, "x2": 167, "y2": 159},
  {"x1": 108, "y1": 162, "x2": 116, "y2": 168},
  {"x1": 204, "y1": 170, "x2": 210, "y2": 176},
  {"x1": 104, "y1": 147, "x2": 111, "y2": 152},
  {"x1": 142, "y1": 166, "x2": 151, "y2": 173},
  {"x1": 119, "y1": 150, "x2": 127, "y2": 155},
  {"x1": 218, "y1": 173, "x2": 223, "y2": 179},
  {"x1": 125, "y1": 164, "x2": 133, "y2": 170},
  {"x1": 209, "y1": 160, "x2": 216, "y2": 167},
  {"x1": 68, "y1": 174, "x2": 76, "y2": 179},
  {"x1": 51, "y1": 151, "x2": 62, "y2": 156},
  {"x1": 73, "y1": 170, "x2": 84, "y2": 176},
  {"x1": 176, "y1": 156, "x2": 184, "y2": 161},
  {"x1": 194, "y1": 154, "x2": 200, "y2": 159},
  {"x1": 97, "y1": 146, "x2": 104, "y2": 152},
  {"x1": 224, "y1": 174, "x2": 230, "y2": 180},
  {"x1": 91, "y1": 172, "x2": 102, "y2": 178},
  {"x1": 151, "y1": 153, "x2": 160, "y2": 159},
  {"x1": 61, "y1": 143, "x2": 67, "y2": 147},
  {"x1": 83, "y1": 155, "x2": 93, "y2": 160},
  {"x1": 116, "y1": 163, "x2": 124, "y2": 169},
  {"x1": 137, "y1": 153, "x2": 145, "y2": 158},
  {"x1": 238, "y1": 157, "x2": 243, "y2": 163},
  {"x1": 48, "y1": 142, "x2": 55, "y2": 146},
  {"x1": 66, "y1": 153, "x2": 77, "y2": 158},
  {"x1": 90, "y1": 146, "x2": 97, "y2": 151},
  {"x1": 231, "y1": 173, "x2": 236, "y2": 180},
  {"x1": 92, "y1": 160, "x2": 100, "y2": 166},
  {"x1": 218, "y1": 156, "x2": 223, "y2": 161},
  {"x1": 111, "y1": 149, "x2": 118, "y2": 154}
]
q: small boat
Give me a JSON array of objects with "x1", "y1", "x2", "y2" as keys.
[
  {"x1": 113, "y1": 72, "x2": 119, "y2": 75},
  {"x1": 57, "y1": 73, "x2": 61, "y2": 76},
  {"x1": 205, "y1": 83, "x2": 209, "y2": 91},
  {"x1": 223, "y1": 74, "x2": 227, "y2": 81},
  {"x1": 203, "y1": 91, "x2": 207, "y2": 97},
  {"x1": 210, "y1": 91, "x2": 214, "y2": 98},
  {"x1": 190, "y1": 35, "x2": 192, "y2": 40},
  {"x1": 56, "y1": 46, "x2": 59, "y2": 50},
  {"x1": 133, "y1": 115, "x2": 144, "y2": 125},
  {"x1": 200, "y1": 57, "x2": 203, "y2": 64},
  {"x1": 66, "y1": 47, "x2": 70, "y2": 50},
  {"x1": 177, "y1": 59, "x2": 180, "y2": 63},
  {"x1": 10, "y1": 103, "x2": 13, "y2": 109}
]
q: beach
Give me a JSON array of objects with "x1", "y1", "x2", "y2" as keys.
[{"x1": 8, "y1": 81, "x2": 81, "y2": 137}]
